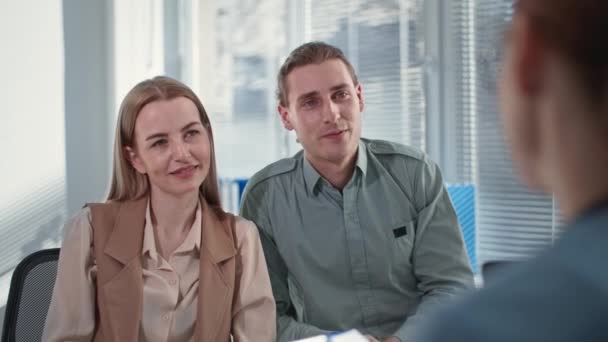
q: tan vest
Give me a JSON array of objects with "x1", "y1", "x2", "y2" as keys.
[{"x1": 87, "y1": 197, "x2": 237, "y2": 342}]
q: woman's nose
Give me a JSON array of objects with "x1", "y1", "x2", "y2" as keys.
[{"x1": 172, "y1": 141, "x2": 190, "y2": 160}]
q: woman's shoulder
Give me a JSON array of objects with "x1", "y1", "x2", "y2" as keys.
[
  {"x1": 65, "y1": 207, "x2": 93, "y2": 230},
  {"x1": 232, "y1": 215, "x2": 261, "y2": 245},
  {"x1": 61, "y1": 207, "x2": 94, "y2": 247}
]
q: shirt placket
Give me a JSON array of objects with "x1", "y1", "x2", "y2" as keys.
[
  {"x1": 342, "y1": 174, "x2": 376, "y2": 326},
  {"x1": 160, "y1": 256, "x2": 180, "y2": 340}
]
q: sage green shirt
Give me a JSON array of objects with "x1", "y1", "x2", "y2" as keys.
[{"x1": 240, "y1": 138, "x2": 473, "y2": 342}]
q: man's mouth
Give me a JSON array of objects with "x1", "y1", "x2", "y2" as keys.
[{"x1": 322, "y1": 129, "x2": 347, "y2": 138}]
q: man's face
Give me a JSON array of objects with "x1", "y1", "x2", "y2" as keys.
[{"x1": 278, "y1": 59, "x2": 364, "y2": 166}]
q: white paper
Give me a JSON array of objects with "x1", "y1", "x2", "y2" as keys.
[{"x1": 291, "y1": 329, "x2": 368, "y2": 342}]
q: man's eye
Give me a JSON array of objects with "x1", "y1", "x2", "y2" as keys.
[
  {"x1": 335, "y1": 91, "x2": 350, "y2": 100},
  {"x1": 302, "y1": 99, "x2": 318, "y2": 109}
]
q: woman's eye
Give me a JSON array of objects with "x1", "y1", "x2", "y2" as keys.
[
  {"x1": 151, "y1": 139, "x2": 167, "y2": 148},
  {"x1": 185, "y1": 129, "x2": 200, "y2": 138}
]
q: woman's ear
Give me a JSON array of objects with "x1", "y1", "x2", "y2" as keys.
[
  {"x1": 511, "y1": 13, "x2": 546, "y2": 97},
  {"x1": 125, "y1": 146, "x2": 146, "y2": 174}
]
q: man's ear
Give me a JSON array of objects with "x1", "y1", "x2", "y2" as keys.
[
  {"x1": 125, "y1": 146, "x2": 146, "y2": 174},
  {"x1": 355, "y1": 83, "x2": 365, "y2": 112},
  {"x1": 278, "y1": 104, "x2": 295, "y2": 130}
]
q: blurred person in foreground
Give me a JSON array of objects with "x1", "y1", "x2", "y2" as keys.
[
  {"x1": 43, "y1": 76, "x2": 275, "y2": 341},
  {"x1": 416, "y1": 1, "x2": 608, "y2": 341}
]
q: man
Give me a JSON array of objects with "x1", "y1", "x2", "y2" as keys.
[
  {"x1": 415, "y1": 0, "x2": 608, "y2": 341},
  {"x1": 240, "y1": 41, "x2": 473, "y2": 342}
]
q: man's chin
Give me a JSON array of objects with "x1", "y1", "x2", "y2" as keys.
[{"x1": 323, "y1": 149, "x2": 356, "y2": 164}]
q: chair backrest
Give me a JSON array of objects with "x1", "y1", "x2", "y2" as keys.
[
  {"x1": 481, "y1": 259, "x2": 518, "y2": 286},
  {"x1": 2, "y1": 248, "x2": 60, "y2": 342}
]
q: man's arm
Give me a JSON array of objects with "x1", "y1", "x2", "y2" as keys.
[
  {"x1": 240, "y1": 186, "x2": 331, "y2": 342},
  {"x1": 392, "y1": 156, "x2": 475, "y2": 341}
]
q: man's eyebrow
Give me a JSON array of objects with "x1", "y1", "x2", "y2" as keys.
[
  {"x1": 296, "y1": 90, "x2": 320, "y2": 103},
  {"x1": 296, "y1": 84, "x2": 352, "y2": 103},
  {"x1": 330, "y1": 83, "x2": 350, "y2": 91}
]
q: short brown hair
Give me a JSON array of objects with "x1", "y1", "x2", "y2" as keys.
[
  {"x1": 277, "y1": 41, "x2": 359, "y2": 107},
  {"x1": 107, "y1": 76, "x2": 224, "y2": 216},
  {"x1": 515, "y1": 0, "x2": 608, "y2": 103}
]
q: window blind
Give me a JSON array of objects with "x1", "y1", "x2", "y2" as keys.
[
  {"x1": 305, "y1": 0, "x2": 427, "y2": 151},
  {"x1": 0, "y1": 0, "x2": 66, "y2": 322},
  {"x1": 473, "y1": 0, "x2": 560, "y2": 264},
  {"x1": 191, "y1": 0, "x2": 288, "y2": 178}
]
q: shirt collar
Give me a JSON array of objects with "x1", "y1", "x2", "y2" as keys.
[
  {"x1": 175, "y1": 203, "x2": 202, "y2": 254},
  {"x1": 302, "y1": 140, "x2": 368, "y2": 195},
  {"x1": 142, "y1": 199, "x2": 202, "y2": 259},
  {"x1": 357, "y1": 140, "x2": 368, "y2": 176}
]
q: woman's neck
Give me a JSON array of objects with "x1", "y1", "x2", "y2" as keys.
[
  {"x1": 554, "y1": 153, "x2": 608, "y2": 222},
  {"x1": 149, "y1": 190, "x2": 199, "y2": 237},
  {"x1": 549, "y1": 103, "x2": 608, "y2": 221}
]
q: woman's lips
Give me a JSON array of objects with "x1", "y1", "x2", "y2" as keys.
[{"x1": 170, "y1": 165, "x2": 198, "y2": 178}]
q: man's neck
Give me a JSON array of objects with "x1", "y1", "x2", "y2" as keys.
[{"x1": 306, "y1": 151, "x2": 358, "y2": 191}]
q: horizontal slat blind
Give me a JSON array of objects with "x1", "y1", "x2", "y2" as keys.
[
  {"x1": 474, "y1": 0, "x2": 558, "y2": 264},
  {"x1": 306, "y1": 0, "x2": 426, "y2": 150}
]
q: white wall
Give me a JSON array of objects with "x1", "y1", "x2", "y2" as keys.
[
  {"x1": 0, "y1": 0, "x2": 65, "y2": 213},
  {"x1": 0, "y1": 0, "x2": 66, "y2": 330},
  {"x1": 63, "y1": 0, "x2": 114, "y2": 214}
]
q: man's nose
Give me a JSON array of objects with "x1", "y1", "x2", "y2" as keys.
[{"x1": 322, "y1": 100, "x2": 340, "y2": 123}]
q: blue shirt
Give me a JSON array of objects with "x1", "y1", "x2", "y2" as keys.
[{"x1": 415, "y1": 202, "x2": 608, "y2": 342}]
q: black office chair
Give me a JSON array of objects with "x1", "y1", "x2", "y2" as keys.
[
  {"x1": 2, "y1": 248, "x2": 60, "y2": 342},
  {"x1": 481, "y1": 259, "x2": 519, "y2": 286}
]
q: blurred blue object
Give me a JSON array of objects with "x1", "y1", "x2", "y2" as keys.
[
  {"x1": 219, "y1": 178, "x2": 476, "y2": 272},
  {"x1": 235, "y1": 178, "x2": 249, "y2": 202},
  {"x1": 446, "y1": 184, "x2": 476, "y2": 272}
]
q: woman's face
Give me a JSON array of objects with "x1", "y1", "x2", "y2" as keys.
[
  {"x1": 127, "y1": 97, "x2": 211, "y2": 199},
  {"x1": 498, "y1": 14, "x2": 545, "y2": 190}
]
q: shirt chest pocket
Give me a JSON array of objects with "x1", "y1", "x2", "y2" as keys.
[{"x1": 389, "y1": 218, "x2": 416, "y2": 265}]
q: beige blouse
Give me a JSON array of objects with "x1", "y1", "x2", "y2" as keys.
[{"x1": 42, "y1": 201, "x2": 276, "y2": 342}]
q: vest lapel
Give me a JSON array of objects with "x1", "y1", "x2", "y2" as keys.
[
  {"x1": 102, "y1": 198, "x2": 146, "y2": 341},
  {"x1": 195, "y1": 199, "x2": 237, "y2": 341}
]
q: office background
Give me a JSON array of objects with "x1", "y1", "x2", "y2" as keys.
[{"x1": 0, "y1": 0, "x2": 565, "y2": 329}]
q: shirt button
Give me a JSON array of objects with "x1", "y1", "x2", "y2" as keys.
[
  {"x1": 162, "y1": 313, "x2": 170, "y2": 321},
  {"x1": 169, "y1": 279, "x2": 177, "y2": 285}
]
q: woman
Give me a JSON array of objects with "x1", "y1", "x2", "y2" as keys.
[
  {"x1": 416, "y1": 0, "x2": 608, "y2": 341},
  {"x1": 43, "y1": 76, "x2": 276, "y2": 341}
]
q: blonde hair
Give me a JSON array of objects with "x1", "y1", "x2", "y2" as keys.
[{"x1": 107, "y1": 76, "x2": 224, "y2": 216}]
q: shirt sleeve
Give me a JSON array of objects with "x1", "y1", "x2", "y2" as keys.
[
  {"x1": 42, "y1": 208, "x2": 97, "y2": 342},
  {"x1": 240, "y1": 186, "x2": 331, "y2": 342},
  {"x1": 392, "y1": 156, "x2": 475, "y2": 341},
  {"x1": 231, "y1": 218, "x2": 277, "y2": 342}
]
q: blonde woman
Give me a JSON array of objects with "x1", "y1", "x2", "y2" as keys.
[{"x1": 43, "y1": 76, "x2": 276, "y2": 342}]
